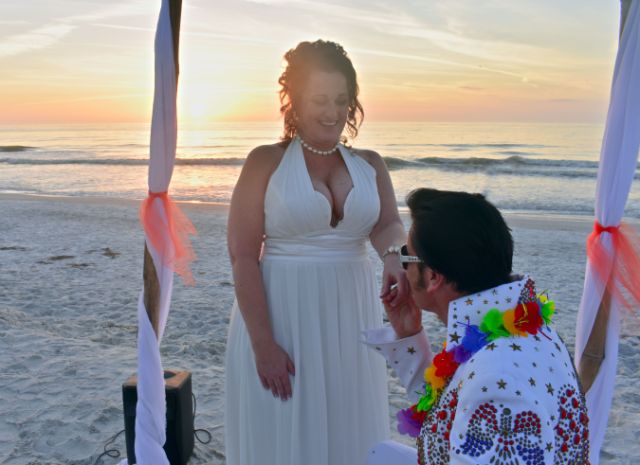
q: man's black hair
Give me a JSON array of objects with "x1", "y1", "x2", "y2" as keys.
[{"x1": 406, "y1": 188, "x2": 513, "y2": 294}]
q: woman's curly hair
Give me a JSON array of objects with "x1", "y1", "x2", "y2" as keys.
[{"x1": 278, "y1": 40, "x2": 364, "y2": 143}]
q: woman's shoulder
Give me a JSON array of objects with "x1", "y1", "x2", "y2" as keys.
[
  {"x1": 244, "y1": 141, "x2": 288, "y2": 171},
  {"x1": 248, "y1": 141, "x2": 287, "y2": 159},
  {"x1": 349, "y1": 146, "x2": 385, "y2": 170}
]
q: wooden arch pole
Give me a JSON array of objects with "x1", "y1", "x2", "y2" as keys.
[
  {"x1": 143, "y1": 0, "x2": 183, "y2": 338},
  {"x1": 578, "y1": 292, "x2": 610, "y2": 393},
  {"x1": 577, "y1": 0, "x2": 632, "y2": 394}
]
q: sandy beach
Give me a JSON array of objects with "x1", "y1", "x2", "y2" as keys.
[{"x1": 1, "y1": 193, "x2": 639, "y2": 465}]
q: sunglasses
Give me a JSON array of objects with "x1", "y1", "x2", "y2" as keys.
[{"x1": 400, "y1": 244, "x2": 423, "y2": 270}]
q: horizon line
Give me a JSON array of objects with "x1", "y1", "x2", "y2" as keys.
[{"x1": 0, "y1": 119, "x2": 607, "y2": 127}]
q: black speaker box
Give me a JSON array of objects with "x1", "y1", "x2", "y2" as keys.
[{"x1": 122, "y1": 370, "x2": 194, "y2": 465}]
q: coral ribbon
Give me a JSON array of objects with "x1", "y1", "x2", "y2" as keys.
[
  {"x1": 587, "y1": 221, "x2": 640, "y2": 311},
  {"x1": 140, "y1": 191, "x2": 197, "y2": 285}
]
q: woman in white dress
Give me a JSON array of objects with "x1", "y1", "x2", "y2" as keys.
[{"x1": 224, "y1": 40, "x2": 408, "y2": 465}]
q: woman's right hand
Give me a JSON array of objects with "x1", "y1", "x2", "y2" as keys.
[
  {"x1": 383, "y1": 288, "x2": 423, "y2": 339},
  {"x1": 254, "y1": 340, "x2": 296, "y2": 401}
]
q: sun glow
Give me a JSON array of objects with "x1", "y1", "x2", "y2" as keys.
[{"x1": 178, "y1": 82, "x2": 232, "y2": 123}]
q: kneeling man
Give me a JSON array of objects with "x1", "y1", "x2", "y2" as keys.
[{"x1": 366, "y1": 189, "x2": 589, "y2": 465}]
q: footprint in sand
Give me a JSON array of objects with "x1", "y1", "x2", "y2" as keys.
[
  {"x1": 37, "y1": 255, "x2": 74, "y2": 265},
  {"x1": 69, "y1": 263, "x2": 91, "y2": 269},
  {"x1": 101, "y1": 247, "x2": 120, "y2": 259}
]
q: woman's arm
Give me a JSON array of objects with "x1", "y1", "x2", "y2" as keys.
[
  {"x1": 358, "y1": 149, "x2": 409, "y2": 307},
  {"x1": 227, "y1": 144, "x2": 295, "y2": 400}
]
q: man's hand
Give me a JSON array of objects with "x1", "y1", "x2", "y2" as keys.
[{"x1": 383, "y1": 288, "x2": 423, "y2": 339}]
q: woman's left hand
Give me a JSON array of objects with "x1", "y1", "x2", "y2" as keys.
[{"x1": 380, "y1": 255, "x2": 410, "y2": 307}]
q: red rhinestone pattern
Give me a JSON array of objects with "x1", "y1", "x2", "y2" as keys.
[
  {"x1": 554, "y1": 384, "x2": 590, "y2": 464},
  {"x1": 418, "y1": 388, "x2": 459, "y2": 465}
]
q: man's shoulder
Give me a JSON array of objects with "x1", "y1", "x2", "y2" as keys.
[
  {"x1": 454, "y1": 328, "x2": 580, "y2": 399},
  {"x1": 470, "y1": 328, "x2": 571, "y2": 365}
]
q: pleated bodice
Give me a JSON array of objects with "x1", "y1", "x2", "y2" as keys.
[{"x1": 263, "y1": 138, "x2": 380, "y2": 261}]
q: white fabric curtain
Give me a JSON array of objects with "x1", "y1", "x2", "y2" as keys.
[
  {"x1": 574, "y1": 2, "x2": 640, "y2": 464},
  {"x1": 148, "y1": 0, "x2": 177, "y2": 199},
  {"x1": 120, "y1": 0, "x2": 179, "y2": 463}
]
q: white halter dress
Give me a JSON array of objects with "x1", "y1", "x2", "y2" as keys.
[{"x1": 225, "y1": 138, "x2": 390, "y2": 465}]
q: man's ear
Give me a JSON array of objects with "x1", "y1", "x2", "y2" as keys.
[{"x1": 423, "y1": 268, "x2": 446, "y2": 292}]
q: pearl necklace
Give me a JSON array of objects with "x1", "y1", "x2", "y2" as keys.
[{"x1": 296, "y1": 135, "x2": 340, "y2": 156}]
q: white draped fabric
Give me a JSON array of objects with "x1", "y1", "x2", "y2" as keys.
[
  {"x1": 132, "y1": 241, "x2": 175, "y2": 465},
  {"x1": 574, "y1": 2, "x2": 640, "y2": 464},
  {"x1": 147, "y1": 0, "x2": 177, "y2": 198},
  {"x1": 119, "y1": 0, "x2": 181, "y2": 464}
]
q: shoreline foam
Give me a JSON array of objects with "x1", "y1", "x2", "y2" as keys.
[{"x1": 6, "y1": 191, "x2": 638, "y2": 229}]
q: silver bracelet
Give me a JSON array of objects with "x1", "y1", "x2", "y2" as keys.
[{"x1": 382, "y1": 245, "x2": 401, "y2": 259}]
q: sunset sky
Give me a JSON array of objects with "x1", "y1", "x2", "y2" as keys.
[{"x1": 0, "y1": 0, "x2": 622, "y2": 124}]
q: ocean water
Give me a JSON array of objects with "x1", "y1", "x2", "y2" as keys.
[{"x1": 2, "y1": 121, "x2": 639, "y2": 218}]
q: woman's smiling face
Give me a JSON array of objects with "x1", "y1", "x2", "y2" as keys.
[{"x1": 295, "y1": 69, "x2": 349, "y2": 149}]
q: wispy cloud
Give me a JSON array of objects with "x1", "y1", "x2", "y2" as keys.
[
  {"x1": 0, "y1": 1, "x2": 151, "y2": 59},
  {"x1": 400, "y1": 27, "x2": 539, "y2": 63},
  {"x1": 0, "y1": 24, "x2": 76, "y2": 58},
  {"x1": 353, "y1": 47, "x2": 528, "y2": 81},
  {"x1": 0, "y1": 19, "x2": 31, "y2": 26},
  {"x1": 251, "y1": 0, "x2": 584, "y2": 81},
  {"x1": 87, "y1": 23, "x2": 155, "y2": 33},
  {"x1": 242, "y1": 0, "x2": 302, "y2": 4},
  {"x1": 91, "y1": 23, "x2": 278, "y2": 46},
  {"x1": 58, "y1": 1, "x2": 151, "y2": 23},
  {"x1": 22, "y1": 93, "x2": 151, "y2": 106},
  {"x1": 243, "y1": 0, "x2": 416, "y2": 29}
]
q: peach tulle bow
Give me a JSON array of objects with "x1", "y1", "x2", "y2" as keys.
[
  {"x1": 587, "y1": 221, "x2": 640, "y2": 312},
  {"x1": 140, "y1": 192, "x2": 197, "y2": 285}
]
